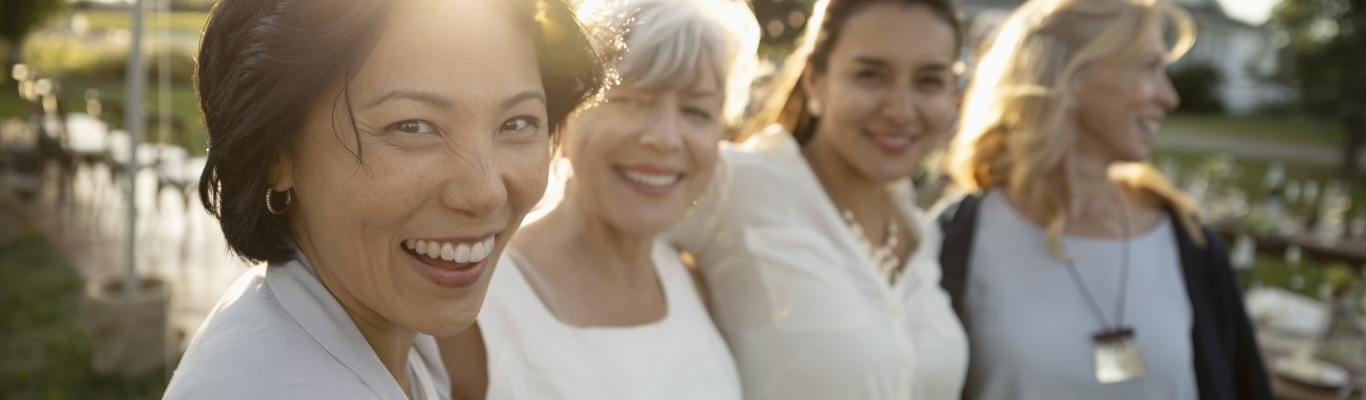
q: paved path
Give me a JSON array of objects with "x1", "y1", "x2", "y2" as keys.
[
  {"x1": 17, "y1": 162, "x2": 249, "y2": 352},
  {"x1": 1157, "y1": 128, "x2": 1357, "y2": 167}
]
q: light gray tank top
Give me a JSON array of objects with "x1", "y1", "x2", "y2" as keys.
[{"x1": 963, "y1": 190, "x2": 1198, "y2": 400}]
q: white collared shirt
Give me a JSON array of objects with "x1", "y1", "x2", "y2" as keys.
[
  {"x1": 664, "y1": 126, "x2": 969, "y2": 400},
  {"x1": 165, "y1": 253, "x2": 449, "y2": 400}
]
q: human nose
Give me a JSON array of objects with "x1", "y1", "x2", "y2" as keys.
[
  {"x1": 881, "y1": 86, "x2": 918, "y2": 127},
  {"x1": 1157, "y1": 73, "x2": 1180, "y2": 112},
  {"x1": 439, "y1": 147, "x2": 507, "y2": 218},
  {"x1": 639, "y1": 96, "x2": 684, "y2": 152}
]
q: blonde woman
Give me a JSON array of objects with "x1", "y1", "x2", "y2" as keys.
[
  {"x1": 437, "y1": 0, "x2": 759, "y2": 398},
  {"x1": 938, "y1": 0, "x2": 1271, "y2": 399},
  {"x1": 665, "y1": 0, "x2": 968, "y2": 398}
]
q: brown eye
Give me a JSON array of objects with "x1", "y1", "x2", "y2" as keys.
[
  {"x1": 390, "y1": 120, "x2": 434, "y2": 134},
  {"x1": 500, "y1": 116, "x2": 539, "y2": 133}
]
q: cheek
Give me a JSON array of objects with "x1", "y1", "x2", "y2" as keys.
[
  {"x1": 501, "y1": 142, "x2": 553, "y2": 212},
  {"x1": 684, "y1": 132, "x2": 720, "y2": 197},
  {"x1": 921, "y1": 96, "x2": 957, "y2": 137},
  {"x1": 826, "y1": 84, "x2": 882, "y2": 130}
]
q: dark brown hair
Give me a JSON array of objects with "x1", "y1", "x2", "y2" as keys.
[
  {"x1": 197, "y1": 0, "x2": 604, "y2": 264},
  {"x1": 743, "y1": 0, "x2": 963, "y2": 143}
]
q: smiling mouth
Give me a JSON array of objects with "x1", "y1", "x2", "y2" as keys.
[
  {"x1": 1138, "y1": 118, "x2": 1163, "y2": 136},
  {"x1": 865, "y1": 130, "x2": 918, "y2": 154},
  {"x1": 620, "y1": 169, "x2": 682, "y2": 187},
  {"x1": 402, "y1": 236, "x2": 496, "y2": 267}
]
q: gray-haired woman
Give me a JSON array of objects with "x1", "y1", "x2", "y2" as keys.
[{"x1": 437, "y1": 0, "x2": 759, "y2": 398}]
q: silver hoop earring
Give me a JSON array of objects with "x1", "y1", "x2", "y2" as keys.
[
  {"x1": 806, "y1": 97, "x2": 823, "y2": 117},
  {"x1": 265, "y1": 188, "x2": 290, "y2": 215}
]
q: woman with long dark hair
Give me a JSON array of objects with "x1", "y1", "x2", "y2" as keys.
[{"x1": 666, "y1": 0, "x2": 968, "y2": 398}]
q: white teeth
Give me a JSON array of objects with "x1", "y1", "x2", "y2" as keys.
[
  {"x1": 440, "y1": 242, "x2": 455, "y2": 261},
  {"x1": 471, "y1": 242, "x2": 486, "y2": 261},
  {"x1": 455, "y1": 243, "x2": 471, "y2": 263},
  {"x1": 1140, "y1": 119, "x2": 1160, "y2": 134},
  {"x1": 622, "y1": 170, "x2": 680, "y2": 187},
  {"x1": 408, "y1": 236, "x2": 496, "y2": 263}
]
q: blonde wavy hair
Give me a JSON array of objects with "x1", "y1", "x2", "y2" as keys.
[{"x1": 945, "y1": 0, "x2": 1204, "y2": 257}]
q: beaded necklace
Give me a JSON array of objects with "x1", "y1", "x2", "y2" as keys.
[{"x1": 841, "y1": 209, "x2": 901, "y2": 284}]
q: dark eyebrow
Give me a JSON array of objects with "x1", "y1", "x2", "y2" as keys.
[
  {"x1": 855, "y1": 56, "x2": 954, "y2": 74},
  {"x1": 365, "y1": 89, "x2": 454, "y2": 110},
  {"x1": 854, "y1": 56, "x2": 891, "y2": 69},
  {"x1": 501, "y1": 90, "x2": 546, "y2": 110}
]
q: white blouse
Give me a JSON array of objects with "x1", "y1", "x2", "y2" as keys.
[
  {"x1": 664, "y1": 126, "x2": 969, "y2": 400},
  {"x1": 165, "y1": 253, "x2": 449, "y2": 400},
  {"x1": 478, "y1": 241, "x2": 744, "y2": 400}
]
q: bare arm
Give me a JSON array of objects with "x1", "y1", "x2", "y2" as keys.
[{"x1": 436, "y1": 322, "x2": 488, "y2": 400}]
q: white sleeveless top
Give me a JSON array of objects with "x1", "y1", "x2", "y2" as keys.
[{"x1": 478, "y1": 240, "x2": 743, "y2": 400}]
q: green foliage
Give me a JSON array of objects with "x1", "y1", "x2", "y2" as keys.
[
  {"x1": 0, "y1": 0, "x2": 66, "y2": 44},
  {"x1": 0, "y1": 231, "x2": 175, "y2": 399},
  {"x1": 22, "y1": 36, "x2": 196, "y2": 84},
  {"x1": 751, "y1": 0, "x2": 818, "y2": 57},
  {"x1": 1272, "y1": 0, "x2": 1365, "y2": 119},
  {"x1": 1165, "y1": 113, "x2": 1343, "y2": 145},
  {"x1": 1169, "y1": 62, "x2": 1225, "y2": 114}
]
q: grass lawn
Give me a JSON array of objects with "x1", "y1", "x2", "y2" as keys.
[
  {"x1": 1152, "y1": 148, "x2": 1366, "y2": 213},
  {"x1": 0, "y1": 230, "x2": 174, "y2": 399},
  {"x1": 1165, "y1": 113, "x2": 1345, "y2": 146},
  {"x1": 74, "y1": 11, "x2": 209, "y2": 33}
]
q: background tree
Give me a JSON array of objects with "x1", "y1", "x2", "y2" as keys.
[
  {"x1": 0, "y1": 0, "x2": 66, "y2": 82},
  {"x1": 1272, "y1": 0, "x2": 1366, "y2": 178},
  {"x1": 1170, "y1": 62, "x2": 1226, "y2": 114}
]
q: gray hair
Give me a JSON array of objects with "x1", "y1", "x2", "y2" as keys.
[{"x1": 578, "y1": 0, "x2": 760, "y2": 124}]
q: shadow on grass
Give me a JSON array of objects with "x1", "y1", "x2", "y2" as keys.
[{"x1": 0, "y1": 230, "x2": 176, "y2": 399}]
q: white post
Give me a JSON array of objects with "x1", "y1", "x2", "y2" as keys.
[
  {"x1": 124, "y1": 0, "x2": 146, "y2": 296},
  {"x1": 158, "y1": 0, "x2": 170, "y2": 146}
]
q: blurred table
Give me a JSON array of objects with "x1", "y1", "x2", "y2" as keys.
[
  {"x1": 1217, "y1": 227, "x2": 1366, "y2": 268},
  {"x1": 1265, "y1": 349, "x2": 1363, "y2": 400}
]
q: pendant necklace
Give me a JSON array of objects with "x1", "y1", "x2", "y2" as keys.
[
  {"x1": 842, "y1": 209, "x2": 901, "y2": 284},
  {"x1": 1060, "y1": 198, "x2": 1145, "y2": 384}
]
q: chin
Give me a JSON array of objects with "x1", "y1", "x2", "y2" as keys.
[
  {"x1": 414, "y1": 300, "x2": 485, "y2": 337},
  {"x1": 612, "y1": 206, "x2": 688, "y2": 235},
  {"x1": 861, "y1": 161, "x2": 918, "y2": 183},
  {"x1": 1122, "y1": 149, "x2": 1151, "y2": 163}
]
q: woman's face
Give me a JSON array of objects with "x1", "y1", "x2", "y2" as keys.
[
  {"x1": 804, "y1": 2, "x2": 958, "y2": 182},
  {"x1": 1069, "y1": 26, "x2": 1180, "y2": 163},
  {"x1": 562, "y1": 77, "x2": 723, "y2": 235},
  {"x1": 275, "y1": 0, "x2": 550, "y2": 336}
]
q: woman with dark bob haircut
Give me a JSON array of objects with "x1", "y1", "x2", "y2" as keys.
[{"x1": 163, "y1": 0, "x2": 603, "y2": 397}]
